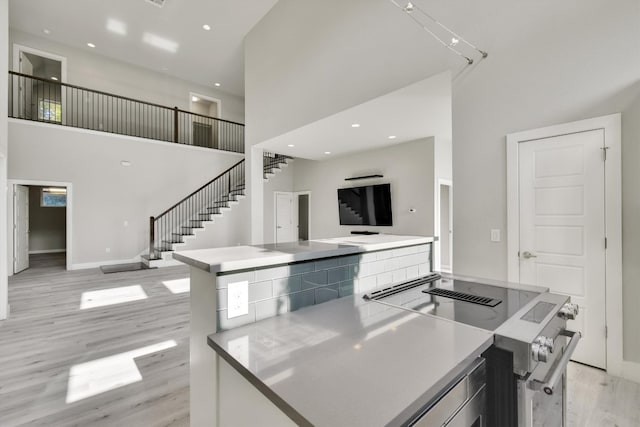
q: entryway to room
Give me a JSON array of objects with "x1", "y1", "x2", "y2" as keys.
[{"x1": 9, "y1": 180, "x2": 72, "y2": 275}]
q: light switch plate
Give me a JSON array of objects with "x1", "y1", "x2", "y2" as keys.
[
  {"x1": 227, "y1": 281, "x2": 249, "y2": 319},
  {"x1": 491, "y1": 229, "x2": 501, "y2": 242}
]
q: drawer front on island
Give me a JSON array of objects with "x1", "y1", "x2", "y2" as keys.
[{"x1": 215, "y1": 243, "x2": 432, "y2": 330}]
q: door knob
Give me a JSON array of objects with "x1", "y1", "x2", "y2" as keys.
[{"x1": 521, "y1": 251, "x2": 537, "y2": 259}]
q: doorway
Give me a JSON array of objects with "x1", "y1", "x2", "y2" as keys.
[
  {"x1": 189, "y1": 92, "x2": 221, "y2": 148},
  {"x1": 274, "y1": 192, "x2": 294, "y2": 243},
  {"x1": 507, "y1": 114, "x2": 622, "y2": 374},
  {"x1": 296, "y1": 192, "x2": 311, "y2": 241},
  {"x1": 12, "y1": 45, "x2": 67, "y2": 123},
  {"x1": 8, "y1": 180, "x2": 73, "y2": 274},
  {"x1": 438, "y1": 181, "x2": 453, "y2": 273}
]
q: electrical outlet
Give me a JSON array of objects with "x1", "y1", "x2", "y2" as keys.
[
  {"x1": 105, "y1": 247, "x2": 111, "y2": 253},
  {"x1": 123, "y1": 220, "x2": 128, "y2": 227},
  {"x1": 490, "y1": 229, "x2": 501, "y2": 242},
  {"x1": 227, "y1": 281, "x2": 249, "y2": 319}
]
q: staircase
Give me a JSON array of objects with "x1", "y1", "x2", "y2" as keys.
[{"x1": 143, "y1": 152, "x2": 292, "y2": 268}]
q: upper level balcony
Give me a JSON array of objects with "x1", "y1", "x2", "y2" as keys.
[{"x1": 7, "y1": 71, "x2": 245, "y2": 154}]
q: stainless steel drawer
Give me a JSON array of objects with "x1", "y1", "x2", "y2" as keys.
[{"x1": 412, "y1": 359, "x2": 486, "y2": 427}]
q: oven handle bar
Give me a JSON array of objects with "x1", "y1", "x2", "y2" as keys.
[{"x1": 541, "y1": 329, "x2": 582, "y2": 395}]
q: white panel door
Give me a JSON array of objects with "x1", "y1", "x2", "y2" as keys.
[
  {"x1": 14, "y1": 185, "x2": 30, "y2": 274},
  {"x1": 519, "y1": 129, "x2": 606, "y2": 369},
  {"x1": 275, "y1": 193, "x2": 294, "y2": 243}
]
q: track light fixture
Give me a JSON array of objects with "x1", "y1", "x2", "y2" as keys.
[{"x1": 389, "y1": 0, "x2": 488, "y2": 66}]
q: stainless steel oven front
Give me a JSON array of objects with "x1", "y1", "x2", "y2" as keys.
[{"x1": 493, "y1": 292, "x2": 581, "y2": 427}]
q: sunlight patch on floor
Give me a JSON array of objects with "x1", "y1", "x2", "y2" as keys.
[
  {"x1": 162, "y1": 278, "x2": 190, "y2": 294},
  {"x1": 80, "y1": 285, "x2": 148, "y2": 309},
  {"x1": 66, "y1": 340, "x2": 177, "y2": 403}
]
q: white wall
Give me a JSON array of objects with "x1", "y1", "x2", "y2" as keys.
[
  {"x1": 244, "y1": 0, "x2": 457, "y2": 147},
  {"x1": 451, "y1": 1, "x2": 640, "y2": 361},
  {"x1": 621, "y1": 88, "x2": 640, "y2": 362},
  {"x1": 8, "y1": 121, "x2": 243, "y2": 267},
  {"x1": 177, "y1": 198, "x2": 250, "y2": 251},
  {"x1": 10, "y1": 29, "x2": 245, "y2": 123},
  {"x1": 263, "y1": 164, "x2": 294, "y2": 244},
  {"x1": 28, "y1": 186, "x2": 66, "y2": 252},
  {"x1": 291, "y1": 138, "x2": 435, "y2": 239},
  {"x1": 1, "y1": 0, "x2": 9, "y2": 319}
]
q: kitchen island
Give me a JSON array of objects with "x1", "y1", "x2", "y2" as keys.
[
  {"x1": 207, "y1": 293, "x2": 494, "y2": 426},
  {"x1": 173, "y1": 234, "x2": 435, "y2": 426}
]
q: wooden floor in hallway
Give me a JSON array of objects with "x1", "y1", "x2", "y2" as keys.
[{"x1": 1, "y1": 254, "x2": 639, "y2": 426}]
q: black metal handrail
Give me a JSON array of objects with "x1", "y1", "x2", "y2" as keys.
[
  {"x1": 263, "y1": 151, "x2": 294, "y2": 176},
  {"x1": 149, "y1": 159, "x2": 245, "y2": 258},
  {"x1": 8, "y1": 71, "x2": 244, "y2": 153}
]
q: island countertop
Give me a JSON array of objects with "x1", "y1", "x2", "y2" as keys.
[
  {"x1": 207, "y1": 294, "x2": 494, "y2": 426},
  {"x1": 173, "y1": 234, "x2": 434, "y2": 273}
]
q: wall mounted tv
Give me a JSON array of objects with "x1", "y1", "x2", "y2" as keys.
[{"x1": 337, "y1": 183, "x2": 393, "y2": 226}]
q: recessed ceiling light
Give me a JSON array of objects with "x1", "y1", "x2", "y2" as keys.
[
  {"x1": 214, "y1": 82, "x2": 221, "y2": 87},
  {"x1": 287, "y1": 144, "x2": 295, "y2": 147},
  {"x1": 51, "y1": 76, "x2": 59, "y2": 81},
  {"x1": 388, "y1": 135, "x2": 397, "y2": 139},
  {"x1": 87, "y1": 42, "x2": 96, "y2": 48},
  {"x1": 120, "y1": 160, "x2": 131, "y2": 167},
  {"x1": 202, "y1": 24, "x2": 211, "y2": 31},
  {"x1": 161, "y1": 66, "x2": 169, "y2": 71},
  {"x1": 351, "y1": 123, "x2": 360, "y2": 128},
  {"x1": 43, "y1": 29, "x2": 51, "y2": 35},
  {"x1": 191, "y1": 96, "x2": 199, "y2": 102},
  {"x1": 324, "y1": 151, "x2": 331, "y2": 155}
]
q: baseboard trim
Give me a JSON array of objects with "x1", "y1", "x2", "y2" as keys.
[
  {"x1": 29, "y1": 249, "x2": 66, "y2": 254},
  {"x1": 70, "y1": 257, "x2": 140, "y2": 271}
]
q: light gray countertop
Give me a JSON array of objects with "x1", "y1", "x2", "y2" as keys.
[
  {"x1": 174, "y1": 234, "x2": 434, "y2": 273},
  {"x1": 208, "y1": 294, "x2": 494, "y2": 426}
]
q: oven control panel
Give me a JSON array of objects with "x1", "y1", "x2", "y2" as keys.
[{"x1": 494, "y1": 292, "x2": 571, "y2": 375}]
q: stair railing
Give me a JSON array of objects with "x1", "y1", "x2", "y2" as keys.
[
  {"x1": 149, "y1": 159, "x2": 245, "y2": 258},
  {"x1": 263, "y1": 151, "x2": 293, "y2": 176},
  {"x1": 8, "y1": 71, "x2": 244, "y2": 153}
]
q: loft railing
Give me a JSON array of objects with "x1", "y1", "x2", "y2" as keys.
[
  {"x1": 149, "y1": 159, "x2": 245, "y2": 258},
  {"x1": 7, "y1": 71, "x2": 244, "y2": 153}
]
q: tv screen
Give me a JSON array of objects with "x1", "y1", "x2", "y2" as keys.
[{"x1": 337, "y1": 183, "x2": 392, "y2": 226}]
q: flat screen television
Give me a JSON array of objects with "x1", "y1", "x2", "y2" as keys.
[{"x1": 337, "y1": 183, "x2": 393, "y2": 226}]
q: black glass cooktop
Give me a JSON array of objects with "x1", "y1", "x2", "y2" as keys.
[{"x1": 372, "y1": 276, "x2": 539, "y2": 331}]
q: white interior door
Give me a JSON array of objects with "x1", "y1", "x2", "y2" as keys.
[
  {"x1": 19, "y1": 52, "x2": 34, "y2": 119},
  {"x1": 14, "y1": 185, "x2": 30, "y2": 274},
  {"x1": 275, "y1": 193, "x2": 294, "y2": 243},
  {"x1": 518, "y1": 129, "x2": 606, "y2": 369}
]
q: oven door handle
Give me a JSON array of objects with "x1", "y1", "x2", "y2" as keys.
[{"x1": 540, "y1": 329, "x2": 582, "y2": 395}]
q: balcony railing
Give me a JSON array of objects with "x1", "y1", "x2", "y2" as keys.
[{"x1": 7, "y1": 71, "x2": 244, "y2": 153}]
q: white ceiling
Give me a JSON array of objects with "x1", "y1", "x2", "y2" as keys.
[
  {"x1": 256, "y1": 71, "x2": 452, "y2": 160},
  {"x1": 8, "y1": 0, "x2": 278, "y2": 97}
]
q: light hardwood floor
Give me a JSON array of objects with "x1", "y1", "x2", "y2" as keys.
[{"x1": 1, "y1": 255, "x2": 639, "y2": 426}]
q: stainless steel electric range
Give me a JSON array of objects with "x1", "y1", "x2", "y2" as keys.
[{"x1": 365, "y1": 273, "x2": 581, "y2": 427}]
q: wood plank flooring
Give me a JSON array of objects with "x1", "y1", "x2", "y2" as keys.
[{"x1": 1, "y1": 254, "x2": 639, "y2": 426}]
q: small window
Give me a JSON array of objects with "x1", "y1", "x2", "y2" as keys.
[
  {"x1": 38, "y1": 99, "x2": 62, "y2": 122},
  {"x1": 41, "y1": 187, "x2": 67, "y2": 207}
]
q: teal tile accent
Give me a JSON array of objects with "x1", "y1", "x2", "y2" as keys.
[
  {"x1": 315, "y1": 258, "x2": 339, "y2": 271},
  {"x1": 288, "y1": 290, "x2": 316, "y2": 312},
  {"x1": 316, "y1": 285, "x2": 340, "y2": 304},
  {"x1": 302, "y1": 270, "x2": 328, "y2": 290},
  {"x1": 327, "y1": 266, "x2": 350, "y2": 284}
]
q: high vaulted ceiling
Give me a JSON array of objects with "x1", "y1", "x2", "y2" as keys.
[{"x1": 8, "y1": 0, "x2": 279, "y2": 97}]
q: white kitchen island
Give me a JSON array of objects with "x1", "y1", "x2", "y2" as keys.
[{"x1": 173, "y1": 234, "x2": 436, "y2": 426}]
